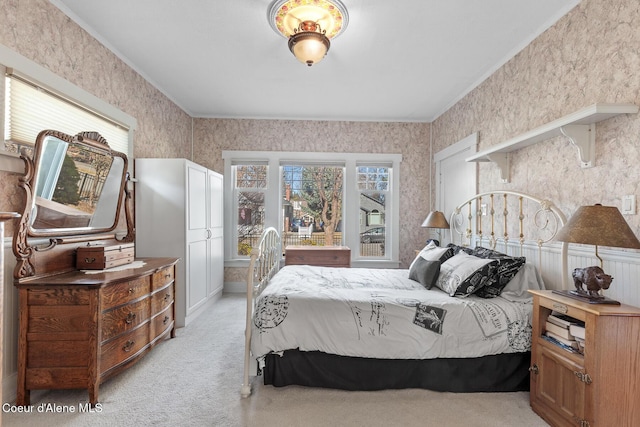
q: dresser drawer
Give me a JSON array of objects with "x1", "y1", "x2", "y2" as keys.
[
  {"x1": 27, "y1": 305, "x2": 92, "y2": 336},
  {"x1": 101, "y1": 297, "x2": 150, "y2": 342},
  {"x1": 100, "y1": 323, "x2": 150, "y2": 373},
  {"x1": 27, "y1": 288, "x2": 91, "y2": 306},
  {"x1": 151, "y1": 285, "x2": 174, "y2": 314},
  {"x1": 152, "y1": 266, "x2": 175, "y2": 291},
  {"x1": 151, "y1": 305, "x2": 174, "y2": 341},
  {"x1": 101, "y1": 277, "x2": 150, "y2": 310}
]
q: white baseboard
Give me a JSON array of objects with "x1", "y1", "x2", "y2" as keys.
[{"x1": 224, "y1": 282, "x2": 246, "y2": 293}]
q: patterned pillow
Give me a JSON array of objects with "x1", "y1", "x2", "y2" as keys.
[
  {"x1": 408, "y1": 257, "x2": 441, "y2": 289},
  {"x1": 471, "y1": 247, "x2": 526, "y2": 298},
  {"x1": 435, "y1": 252, "x2": 498, "y2": 297}
]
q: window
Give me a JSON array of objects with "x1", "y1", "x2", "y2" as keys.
[
  {"x1": 2, "y1": 68, "x2": 134, "y2": 159},
  {"x1": 223, "y1": 151, "x2": 402, "y2": 268},
  {"x1": 233, "y1": 163, "x2": 268, "y2": 256},
  {"x1": 282, "y1": 164, "x2": 344, "y2": 247},
  {"x1": 357, "y1": 165, "x2": 389, "y2": 257}
]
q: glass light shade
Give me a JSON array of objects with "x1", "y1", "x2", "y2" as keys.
[
  {"x1": 288, "y1": 32, "x2": 330, "y2": 66},
  {"x1": 268, "y1": 0, "x2": 348, "y2": 66}
]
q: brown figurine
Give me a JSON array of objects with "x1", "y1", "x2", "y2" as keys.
[{"x1": 572, "y1": 266, "x2": 613, "y2": 297}]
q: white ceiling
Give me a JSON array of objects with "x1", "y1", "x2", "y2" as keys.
[{"x1": 51, "y1": 0, "x2": 580, "y2": 123}]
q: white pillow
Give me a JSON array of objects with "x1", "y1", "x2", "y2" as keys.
[
  {"x1": 435, "y1": 252, "x2": 496, "y2": 297},
  {"x1": 408, "y1": 241, "x2": 453, "y2": 271}
]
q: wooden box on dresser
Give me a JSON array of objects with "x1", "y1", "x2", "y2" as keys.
[
  {"x1": 528, "y1": 290, "x2": 640, "y2": 427},
  {"x1": 15, "y1": 258, "x2": 178, "y2": 406},
  {"x1": 285, "y1": 245, "x2": 351, "y2": 267}
]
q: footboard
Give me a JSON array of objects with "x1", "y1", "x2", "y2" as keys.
[{"x1": 241, "y1": 227, "x2": 281, "y2": 397}]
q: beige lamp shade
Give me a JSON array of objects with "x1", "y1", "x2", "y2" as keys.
[
  {"x1": 421, "y1": 211, "x2": 450, "y2": 229},
  {"x1": 555, "y1": 204, "x2": 640, "y2": 249}
]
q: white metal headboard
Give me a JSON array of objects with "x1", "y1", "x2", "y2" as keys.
[
  {"x1": 449, "y1": 190, "x2": 568, "y2": 290},
  {"x1": 241, "y1": 226, "x2": 281, "y2": 398}
]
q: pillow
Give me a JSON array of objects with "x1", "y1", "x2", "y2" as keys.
[
  {"x1": 408, "y1": 241, "x2": 454, "y2": 271},
  {"x1": 470, "y1": 247, "x2": 526, "y2": 298},
  {"x1": 446, "y1": 243, "x2": 474, "y2": 256},
  {"x1": 408, "y1": 257, "x2": 441, "y2": 289},
  {"x1": 500, "y1": 263, "x2": 546, "y2": 302},
  {"x1": 435, "y1": 252, "x2": 497, "y2": 297}
]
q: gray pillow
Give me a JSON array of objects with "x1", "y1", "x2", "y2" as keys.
[{"x1": 408, "y1": 257, "x2": 441, "y2": 289}]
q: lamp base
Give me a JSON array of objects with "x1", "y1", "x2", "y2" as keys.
[{"x1": 552, "y1": 289, "x2": 620, "y2": 305}]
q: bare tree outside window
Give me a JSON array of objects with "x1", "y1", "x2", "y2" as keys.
[{"x1": 283, "y1": 165, "x2": 343, "y2": 246}]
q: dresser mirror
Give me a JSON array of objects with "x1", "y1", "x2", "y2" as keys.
[
  {"x1": 13, "y1": 130, "x2": 134, "y2": 280},
  {"x1": 27, "y1": 130, "x2": 127, "y2": 235}
]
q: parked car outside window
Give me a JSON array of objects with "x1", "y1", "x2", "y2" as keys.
[
  {"x1": 360, "y1": 227, "x2": 385, "y2": 243},
  {"x1": 290, "y1": 218, "x2": 303, "y2": 232}
]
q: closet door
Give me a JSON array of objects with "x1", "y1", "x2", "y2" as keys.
[
  {"x1": 207, "y1": 170, "x2": 224, "y2": 297},
  {"x1": 186, "y1": 163, "x2": 209, "y2": 314}
]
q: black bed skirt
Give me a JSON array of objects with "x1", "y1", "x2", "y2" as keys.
[{"x1": 263, "y1": 350, "x2": 531, "y2": 393}]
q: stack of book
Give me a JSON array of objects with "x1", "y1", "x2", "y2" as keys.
[{"x1": 543, "y1": 313, "x2": 585, "y2": 354}]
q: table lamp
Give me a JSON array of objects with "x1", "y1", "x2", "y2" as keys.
[
  {"x1": 554, "y1": 204, "x2": 640, "y2": 304},
  {"x1": 422, "y1": 211, "x2": 450, "y2": 247}
]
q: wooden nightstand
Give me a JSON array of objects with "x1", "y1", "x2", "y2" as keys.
[
  {"x1": 284, "y1": 246, "x2": 351, "y2": 267},
  {"x1": 528, "y1": 290, "x2": 640, "y2": 426}
]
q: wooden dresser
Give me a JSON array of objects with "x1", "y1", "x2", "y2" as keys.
[
  {"x1": 15, "y1": 257, "x2": 178, "y2": 406},
  {"x1": 529, "y1": 290, "x2": 640, "y2": 426},
  {"x1": 285, "y1": 245, "x2": 351, "y2": 267}
]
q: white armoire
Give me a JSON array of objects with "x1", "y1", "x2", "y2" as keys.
[{"x1": 135, "y1": 159, "x2": 223, "y2": 327}]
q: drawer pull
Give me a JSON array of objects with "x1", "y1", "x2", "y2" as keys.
[
  {"x1": 125, "y1": 312, "x2": 136, "y2": 324},
  {"x1": 128, "y1": 288, "x2": 134, "y2": 294},
  {"x1": 122, "y1": 340, "x2": 135, "y2": 352},
  {"x1": 529, "y1": 364, "x2": 539, "y2": 375},
  {"x1": 163, "y1": 315, "x2": 170, "y2": 325},
  {"x1": 83, "y1": 257, "x2": 96, "y2": 264},
  {"x1": 574, "y1": 371, "x2": 592, "y2": 384},
  {"x1": 164, "y1": 293, "x2": 171, "y2": 301},
  {"x1": 165, "y1": 273, "x2": 171, "y2": 279}
]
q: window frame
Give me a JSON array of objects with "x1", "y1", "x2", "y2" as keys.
[
  {"x1": 0, "y1": 45, "x2": 137, "y2": 173},
  {"x1": 223, "y1": 150, "x2": 402, "y2": 268}
]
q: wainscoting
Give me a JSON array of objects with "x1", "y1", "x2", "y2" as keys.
[{"x1": 494, "y1": 240, "x2": 640, "y2": 307}]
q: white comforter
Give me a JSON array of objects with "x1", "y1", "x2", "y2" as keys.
[{"x1": 251, "y1": 265, "x2": 537, "y2": 360}]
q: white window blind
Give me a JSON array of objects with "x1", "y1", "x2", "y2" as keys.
[{"x1": 4, "y1": 74, "x2": 129, "y2": 153}]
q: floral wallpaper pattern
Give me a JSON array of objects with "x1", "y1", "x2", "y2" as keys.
[
  {"x1": 432, "y1": 0, "x2": 640, "y2": 238},
  {"x1": 2, "y1": 0, "x2": 638, "y2": 284}
]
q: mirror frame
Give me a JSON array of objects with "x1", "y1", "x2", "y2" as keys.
[{"x1": 12, "y1": 130, "x2": 134, "y2": 280}]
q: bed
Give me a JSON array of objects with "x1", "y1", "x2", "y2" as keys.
[{"x1": 241, "y1": 191, "x2": 568, "y2": 397}]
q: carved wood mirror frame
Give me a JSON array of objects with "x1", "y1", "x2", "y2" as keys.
[{"x1": 12, "y1": 130, "x2": 134, "y2": 281}]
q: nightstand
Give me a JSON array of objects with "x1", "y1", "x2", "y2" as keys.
[
  {"x1": 528, "y1": 290, "x2": 640, "y2": 426},
  {"x1": 284, "y1": 246, "x2": 351, "y2": 267}
]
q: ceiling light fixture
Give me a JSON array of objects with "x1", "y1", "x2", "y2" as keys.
[{"x1": 267, "y1": 0, "x2": 349, "y2": 67}]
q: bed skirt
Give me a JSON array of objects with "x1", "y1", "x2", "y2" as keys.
[{"x1": 263, "y1": 350, "x2": 531, "y2": 393}]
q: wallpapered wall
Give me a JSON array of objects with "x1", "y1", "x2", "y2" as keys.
[
  {"x1": 193, "y1": 119, "x2": 431, "y2": 282},
  {"x1": 0, "y1": 1, "x2": 432, "y2": 277},
  {"x1": 432, "y1": 0, "x2": 640, "y2": 238},
  {"x1": 0, "y1": 0, "x2": 192, "y2": 235},
  {"x1": 5, "y1": 0, "x2": 639, "y2": 276}
]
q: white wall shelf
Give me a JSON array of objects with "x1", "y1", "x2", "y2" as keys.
[{"x1": 466, "y1": 103, "x2": 639, "y2": 182}]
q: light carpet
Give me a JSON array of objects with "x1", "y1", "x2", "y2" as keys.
[{"x1": 4, "y1": 293, "x2": 548, "y2": 426}]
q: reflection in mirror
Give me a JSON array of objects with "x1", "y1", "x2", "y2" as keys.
[{"x1": 22, "y1": 130, "x2": 128, "y2": 237}]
